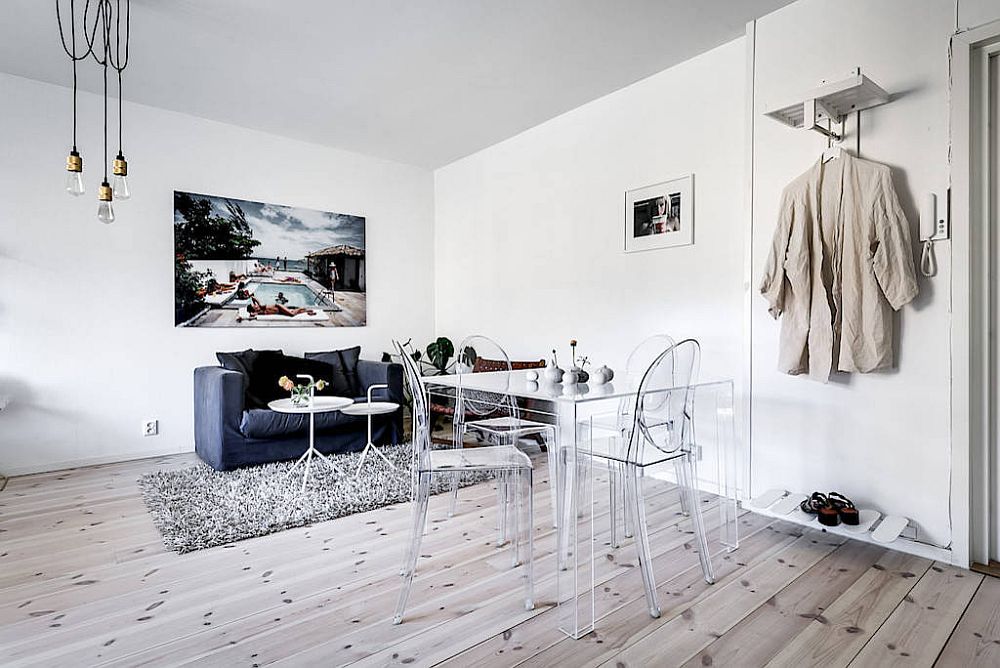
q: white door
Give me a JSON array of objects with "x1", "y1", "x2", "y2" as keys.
[{"x1": 991, "y1": 52, "x2": 1000, "y2": 563}]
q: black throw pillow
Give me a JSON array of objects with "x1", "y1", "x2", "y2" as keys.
[
  {"x1": 246, "y1": 352, "x2": 335, "y2": 409},
  {"x1": 304, "y1": 346, "x2": 362, "y2": 397},
  {"x1": 216, "y1": 349, "x2": 284, "y2": 375},
  {"x1": 216, "y1": 349, "x2": 284, "y2": 408}
]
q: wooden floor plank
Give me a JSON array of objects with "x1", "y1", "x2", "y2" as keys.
[
  {"x1": 517, "y1": 521, "x2": 813, "y2": 668},
  {"x1": 764, "y1": 550, "x2": 933, "y2": 667},
  {"x1": 684, "y1": 540, "x2": 887, "y2": 668},
  {"x1": 934, "y1": 575, "x2": 1000, "y2": 667},
  {"x1": 0, "y1": 454, "x2": 984, "y2": 668},
  {"x1": 849, "y1": 562, "x2": 982, "y2": 668},
  {"x1": 133, "y1": 487, "x2": 692, "y2": 667},
  {"x1": 593, "y1": 528, "x2": 847, "y2": 667},
  {"x1": 438, "y1": 512, "x2": 774, "y2": 668}
]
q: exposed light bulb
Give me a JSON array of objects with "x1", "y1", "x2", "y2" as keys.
[
  {"x1": 97, "y1": 180, "x2": 115, "y2": 224},
  {"x1": 65, "y1": 149, "x2": 85, "y2": 196},
  {"x1": 112, "y1": 174, "x2": 130, "y2": 200},
  {"x1": 112, "y1": 152, "x2": 130, "y2": 200},
  {"x1": 65, "y1": 171, "x2": 85, "y2": 197},
  {"x1": 97, "y1": 200, "x2": 115, "y2": 224}
]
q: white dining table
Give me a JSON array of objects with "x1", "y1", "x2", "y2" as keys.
[{"x1": 422, "y1": 369, "x2": 740, "y2": 639}]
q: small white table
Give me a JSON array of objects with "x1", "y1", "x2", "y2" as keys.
[
  {"x1": 268, "y1": 395, "x2": 354, "y2": 491},
  {"x1": 340, "y1": 383, "x2": 400, "y2": 477}
]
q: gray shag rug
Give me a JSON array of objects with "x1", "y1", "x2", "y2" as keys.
[{"x1": 138, "y1": 445, "x2": 493, "y2": 553}]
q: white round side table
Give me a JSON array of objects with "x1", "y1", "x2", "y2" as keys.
[
  {"x1": 340, "y1": 383, "x2": 400, "y2": 477},
  {"x1": 268, "y1": 394, "x2": 354, "y2": 491}
]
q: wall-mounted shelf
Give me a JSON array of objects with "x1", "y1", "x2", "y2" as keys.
[
  {"x1": 745, "y1": 488, "x2": 952, "y2": 563},
  {"x1": 764, "y1": 72, "x2": 890, "y2": 141}
]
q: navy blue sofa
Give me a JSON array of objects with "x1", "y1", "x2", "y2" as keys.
[{"x1": 194, "y1": 359, "x2": 404, "y2": 471}]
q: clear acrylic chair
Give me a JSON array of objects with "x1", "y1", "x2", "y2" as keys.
[
  {"x1": 611, "y1": 335, "x2": 692, "y2": 546},
  {"x1": 588, "y1": 334, "x2": 682, "y2": 546},
  {"x1": 450, "y1": 335, "x2": 558, "y2": 532},
  {"x1": 392, "y1": 340, "x2": 534, "y2": 625},
  {"x1": 580, "y1": 338, "x2": 714, "y2": 618}
]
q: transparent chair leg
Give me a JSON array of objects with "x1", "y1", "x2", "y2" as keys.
[
  {"x1": 626, "y1": 464, "x2": 660, "y2": 618},
  {"x1": 398, "y1": 471, "x2": 425, "y2": 577},
  {"x1": 447, "y1": 425, "x2": 464, "y2": 517},
  {"x1": 621, "y1": 462, "x2": 634, "y2": 539},
  {"x1": 674, "y1": 458, "x2": 690, "y2": 517},
  {"x1": 496, "y1": 470, "x2": 508, "y2": 546},
  {"x1": 680, "y1": 452, "x2": 715, "y2": 584},
  {"x1": 523, "y1": 466, "x2": 535, "y2": 610},
  {"x1": 511, "y1": 468, "x2": 522, "y2": 568},
  {"x1": 393, "y1": 472, "x2": 432, "y2": 624}
]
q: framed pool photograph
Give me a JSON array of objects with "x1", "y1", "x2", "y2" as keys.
[
  {"x1": 624, "y1": 174, "x2": 694, "y2": 253},
  {"x1": 173, "y1": 190, "x2": 366, "y2": 328}
]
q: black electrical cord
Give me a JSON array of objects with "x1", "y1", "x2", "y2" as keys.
[
  {"x1": 56, "y1": 0, "x2": 130, "y2": 174},
  {"x1": 111, "y1": 0, "x2": 130, "y2": 154},
  {"x1": 101, "y1": 3, "x2": 109, "y2": 181},
  {"x1": 55, "y1": 0, "x2": 96, "y2": 151},
  {"x1": 56, "y1": 0, "x2": 98, "y2": 61},
  {"x1": 71, "y1": 0, "x2": 77, "y2": 150}
]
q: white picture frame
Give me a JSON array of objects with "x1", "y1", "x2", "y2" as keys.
[{"x1": 624, "y1": 174, "x2": 694, "y2": 253}]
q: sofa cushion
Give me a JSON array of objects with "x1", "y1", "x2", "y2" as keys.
[
  {"x1": 240, "y1": 407, "x2": 364, "y2": 439},
  {"x1": 305, "y1": 346, "x2": 362, "y2": 397},
  {"x1": 216, "y1": 349, "x2": 283, "y2": 408},
  {"x1": 245, "y1": 352, "x2": 337, "y2": 409}
]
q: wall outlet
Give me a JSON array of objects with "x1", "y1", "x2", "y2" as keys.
[{"x1": 143, "y1": 420, "x2": 159, "y2": 437}]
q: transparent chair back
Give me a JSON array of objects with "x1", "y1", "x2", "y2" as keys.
[
  {"x1": 618, "y1": 334, "x2": 676, "y2": 430},
  {"x1": 455, "y1": 334, "x2": 518, "y2": 423},
  {"x1": 626, "y1": 338, "x2": 699, "y2": 462},
  {"x1": 395, "y1": 341, "x2": 432, "y2": 474}
]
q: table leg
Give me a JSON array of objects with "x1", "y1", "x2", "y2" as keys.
[
  {"x1": 300, "y1": 412, "x2": 316, "y2": 492},
  {"x1": 715, "y1": 384, "x2": 739, "y2": 551},
  {"x1": 556, "y1": 401, "x2": 595, "y2": 639},
  {"x1": 289, "y1": 447, "x2": 310, "y2": 474},
  {"x1": 354, "y1": 412, "x2": 397, "y2": 477}
]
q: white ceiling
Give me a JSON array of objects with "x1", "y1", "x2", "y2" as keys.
[{"x1": 1, "y1": 0, "x2": 793, "y2": 168}]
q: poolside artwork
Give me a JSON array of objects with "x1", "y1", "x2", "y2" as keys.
[{"x1": 174, "y1": 191, "x2": 366, "y2": 327}]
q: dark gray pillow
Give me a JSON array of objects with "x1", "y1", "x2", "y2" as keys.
[{"x1": 305, "y1": 346, "x2": 361, "y2": 397}]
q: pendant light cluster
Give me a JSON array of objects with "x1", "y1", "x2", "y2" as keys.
[{"x1": 56, "y1": 0, "x2": 131, "y2": 224}]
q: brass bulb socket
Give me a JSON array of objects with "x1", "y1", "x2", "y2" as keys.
[
  {"x1": 99, "y1": 183, "x2": 113, "y2": 202},
  {"x1": 66, "y1": 152, "x2": 83, "y2": 173},
  {"x1": 113, "y1": 156, "x2": 128, "y2": 176}
]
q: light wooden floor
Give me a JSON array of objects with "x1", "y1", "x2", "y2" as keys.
[{"x1": 1, "y1": 454, "x2": 998, "y2": 667}]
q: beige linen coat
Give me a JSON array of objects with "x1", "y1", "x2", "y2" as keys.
[{"x1": 759, "y1": 153, "x2": 918, "y2": 381}]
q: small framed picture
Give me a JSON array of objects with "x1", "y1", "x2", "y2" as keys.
[{"x1": 624, "y1": 174, "x2": 694, "y2": 253}]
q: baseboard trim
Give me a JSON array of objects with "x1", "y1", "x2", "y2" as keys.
[{"x1": 2, "y1": 446, "x2": 192, "y2": 478}]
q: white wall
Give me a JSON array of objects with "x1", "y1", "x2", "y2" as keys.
[
  {"x1": 435, "y1": 39, "x2": 747, "y2": 383},
  {"x1": 434, "y1": 0, "x2": 1000, "y2": 553},
  {"x1": 0, "y1": 73, "x2": 435, "y2": 475},
  {"x1": 748, "y1": 0, "x2": 997, "y2": 550}
]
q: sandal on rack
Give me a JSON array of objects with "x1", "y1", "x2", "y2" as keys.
[
  {"x1": 828, "y1": 492, "x2": 860, "y2": 526},
  {"x1": 800, "y1": 492, "x2": 840, "y2": 527}
]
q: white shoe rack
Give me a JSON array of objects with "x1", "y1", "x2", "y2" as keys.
[{"x1": 745, "y1": 488, "x2": 951, "y2": 562}]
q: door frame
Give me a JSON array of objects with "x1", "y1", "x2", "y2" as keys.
[{"x1": 951, "y1": 20, "x2": 1000, "y2": 568}]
